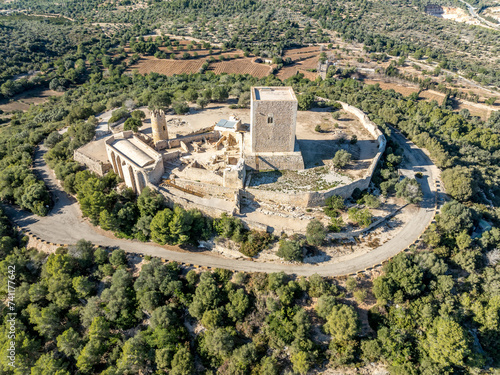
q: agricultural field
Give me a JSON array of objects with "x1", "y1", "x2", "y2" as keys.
[
  {"x1": 125, "y1": 37, "x2": 269, "y2": 76},
  {"x1": 128, "y1": 57, "x2": 206, "y2": 76},
  {"x1": 283, "y1": 46, "x2": 322, "y2": 59},
  {"x1": 209, "y1": 57, "x2": 273, "y2": 78},
  {"x1": 362, "y1": 79, "x2": 420, "y2": 97},
  {"x1": 277, "y1": 46, "x2": 324, "y2": 80}
]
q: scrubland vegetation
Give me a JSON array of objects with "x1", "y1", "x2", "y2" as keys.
[{"x1": 0, "y1": 0, "x2": 499, "y2": 373}]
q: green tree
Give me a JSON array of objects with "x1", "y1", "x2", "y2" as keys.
[
  {"x1": 189, "y1": 272, "x2": 221, "y2": 319},
  {"x1": 306, "y1": 219, "x2": 326, "y2": 246},
  {"x1": 131, "y1": 110, "x2": 146, "y2": 120},
  {"x1": 424, "y1": 317, "x2": 470, "y2": 368},
  {"x1": 315, "y1": 294, "x2": 337, "y2": 319},
  {"x1": 150, "y1": 208, "x2": 174, "y2": 245},
  {"x1": 226, "y1": 288, "x2": 249, "y2": 322},
  {"x1": 110, "y1": 249, "x2": 127, "y2": 267},
  {"x1": 437, "y1": 201, "x2": 473, "y2": 234},
  {"x1": 297, "y1": 93, "x2": 315, "y2": 110},
  {"x1": 332, "y1": 150, "x2": 352, "y2": 168},
  {"x1": 456, "y1": 230, "x2": 472, "y2": 250},
  {"x1": 441, "y1": 166, "x2": 475, "y2": 202},
  {"x1": 212, "y1": 86, "x2": 229, "y2": 102},
  {"x1": 137, "y1": 187, "x2": 165, "y2": 217},
  {"x1": 324, "y1": 305, "x2": 359, "y2": 342},
  {"x1": 27, "y1": 303, "x2": 62, "y2": 338},
  {"x1": 169, "y1": 206, "x2": 193, "y2": 245},
  {"x1": 348, "y1": 208, "x2": 373, "y2": 228},
  {"x1": 99, "y1": 210, "x2": 117, "y2": 231},
  {"x1": 276, "y1": 239, "x2": 303, "y2": 262},
  {"x1": 226, "y1": 343, "x2": 257, "y2": 374},
  {"x1": 199, "y1": 327, "x2": 236, "y2": 363},
  {"x1": 308, "y1": 273, "x2": 332, "y2": 298},
  {"x1": 170, "y1": 345, "x2": 194, "y2": 375},
  {"x1": 395, "y1": 178, "x2": 423, "y2": 204},
  {"x1": 100, "y1": 269, "x2": 137, "y2": 327},
  {"x1": 196, "y1": 97, "x2": 209, "y2": 109},
  {"x1": 123, "y1": 117, "x2": 142, "y2": 132},
  {"x1": 363, "y1": 194, "x2": 381, "y2": 208},
  {"x1": 172, "y1": 101, "x2": 189, "y2": 115},
  {"x1": 238, "y1": 91, "x2": 251, "y2": 107},
  {"x1": 373, "y1": 253, "x2": 424, "y2": 301},
  {"x1": 149, "y1": 91, "x2": 172, "y2": 110},
  {"x1": 291, "y1": 351, "x2": 310, "y2": 375},
  {"x1": 30, "y1": 353, "x2": 70, "y2": 375},
  {"x1": 72, "y1": 276, "x2": 94, "y2": 298},
  {"x1": 116, "y1": 333, "x2": 152, "y2": 375},
  {"x1": 259, "y1": 356, "x2": 279, "y2": 375},
  {"x1": 57, "y1": 328, "x2": 82, "y2": 358},
  {"x1": 20, "y1": 183, "x2": 50, "y2": 216}
]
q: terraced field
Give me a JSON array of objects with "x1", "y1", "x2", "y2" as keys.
[
  {"x1": 129, "y1": 58, "x2": 206, "y2": 75},
  {"x1": 209, "y1": 57, "x2": 273, "y2": 77}
]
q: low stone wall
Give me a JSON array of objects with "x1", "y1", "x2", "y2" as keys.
[
  {"x1": 175, "y1": 179, "x2": 237, "y2": 200},
  {"x1": 159, "y1": 186, "x2": 234, "y2": 218},
  {"x1": 327, "y1": 204, "x2": 407, "y2": 240},
  {"x1": 243, "y1": 188, "x2": 310, "y2": 207},
  {"x1": 168, "y1": 132, "x2": 218, "y2": 149},
  {"x1": 74, "y1": 149, "x2": 111, "y2": 177},
  {"x1": 175, "y1": 167, "x2": 224, "y2": 186},
  {"x1": 162, "y1": 150, "x2": 181, "y2": 162},
  {"x1": 240, "y1": 218, "x2": 270, "y2": 232},
  {"x1": 244, "y1": 151, "x2": 305, "y2": 171},
  {"x1": 19, "y1": 228, "x2": 65, "y2": 253}
]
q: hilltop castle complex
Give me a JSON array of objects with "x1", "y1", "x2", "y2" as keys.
[
  {"x1": 74, "y1": 86, "x2": 384, "y2": 232},
  {"x1": 104, "y1": 86, "x2": 305, "y2": 195}
]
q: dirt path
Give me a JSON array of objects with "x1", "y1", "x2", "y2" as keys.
[{"x1": 4, "y1": 132, "x2": 438, "y2": 276}]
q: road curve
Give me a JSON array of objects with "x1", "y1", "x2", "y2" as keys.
[
  {"x1": 4, "y1": 131, "x2": 438, "y2": 276},
  {"x1": 457, "y1": 0, "x2": 500, "y2": 30}
]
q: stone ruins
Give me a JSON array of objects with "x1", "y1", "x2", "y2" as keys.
[{"x1": 74, "y1": 86, "x2": 385, "y2": 232}]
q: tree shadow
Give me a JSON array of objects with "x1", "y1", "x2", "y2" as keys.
[
  {"x1": 303, "y1": 247, "x2": 332, "y2": 264},
  {"x1": 298, "y1": 139, "x2": 375, "y2": 169}
]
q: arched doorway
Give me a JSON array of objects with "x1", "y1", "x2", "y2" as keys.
[
  {"x1": 128, "y1": 165, "x2": 137, "y2": 193},
  {"x1": 137, "y1": 172, "x2": 146, "y2": 193},
  {"x1": 115, "y1": 155, "x2": 124, "y2": 180},
  {"x1": 110, "y1": 151, "x2": 118, "y2": 176}
]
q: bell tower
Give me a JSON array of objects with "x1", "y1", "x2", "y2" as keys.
[{"x1": 151, "y1": 109, "x2": 168, "y2": 145}]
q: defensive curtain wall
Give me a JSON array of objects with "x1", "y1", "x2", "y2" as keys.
[
  {"x1": 155, "y1": 102, "x2": 385, "y2": 225},
  {"x1": 242, "y1": 102, "x2": 386, "y2": 207},
  {"x1": 73, "y1": 149, "x2": 111, "y2": 177}
]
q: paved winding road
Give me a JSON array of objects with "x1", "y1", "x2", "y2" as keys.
[
  {"x1": 4, "y1": 132, "x2": 439, "y2": 276},
  {"x1": 457, "y1": 0, "x2": 500, "y2": 30}
]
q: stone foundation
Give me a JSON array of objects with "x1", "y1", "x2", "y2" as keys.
[
  {"x1": 244, "y1": 151, "x2": 305, "y2": 171},
  {"x1": 73, "y1": 149, "x2": 111, "y2": 177}
]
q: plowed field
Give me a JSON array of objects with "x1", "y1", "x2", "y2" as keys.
[
  {"x1": 129, "y1": 58, "x2": 206, "y2": 75},
  {"x1": 277, "y1": 55, "x2": 320, "y2": 81},
  {"x1": 209, "y1": 58, "x2": 273, "y2": 78}
]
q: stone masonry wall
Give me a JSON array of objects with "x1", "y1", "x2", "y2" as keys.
[
  {"x1": 251, "y1": 99, "x2": 297, "y2": 153},
  {"x1": 160, "y1": 187, "x2": 233, "y2": 217},
  {"x1": 167, "y1": 132, "x2": 218, "y2": 149},
  {"x1": 244, "y1": 151, "x2": 305, "y2": 171},
  {"x1": 74, "y1": 149, "x2": 111, "y2": 177},
  {"x1": 245, "y1": 102, "x2": 386, "y2": 207}
]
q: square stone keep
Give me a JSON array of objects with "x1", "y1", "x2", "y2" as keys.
[{"x1": 250, "y1": 87, "x2": 298, "y2": 153}]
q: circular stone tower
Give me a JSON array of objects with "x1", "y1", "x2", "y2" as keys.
[{"x1": 151, "y1": 109, "x2": 168, "y2": 145}]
